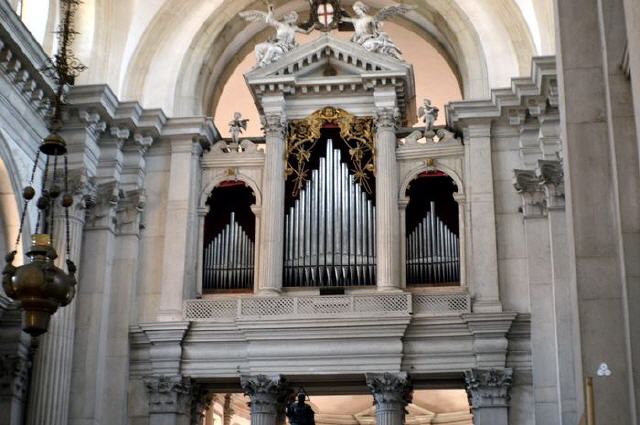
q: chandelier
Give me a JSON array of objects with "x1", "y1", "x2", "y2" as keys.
[{"x1": 2, "y1": 0, "x2": 86, "y2": 336}]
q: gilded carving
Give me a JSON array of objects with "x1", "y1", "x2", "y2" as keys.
[{"x1": 286, "y1": 106, "x2": 375, "y2": 195}]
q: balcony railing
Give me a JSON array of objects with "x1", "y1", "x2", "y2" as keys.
[{"x1": 183, "y1": 291, "x2": 470, "y2": 322}]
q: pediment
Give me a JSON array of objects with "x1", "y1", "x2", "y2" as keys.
[
  {"x1": 245, "y1": 35, "x2": 412, "y2": 82},
  {"x1": 244, "y1": 35, "x2": 416, "y2": 125}
]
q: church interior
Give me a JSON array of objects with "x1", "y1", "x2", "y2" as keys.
[{"x1": 0, "y1": 0, "x2": 638, "y2": 424}]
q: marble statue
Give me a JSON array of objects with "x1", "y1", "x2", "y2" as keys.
[
  {"x1": 240, "y1": 4, "x2": 312, "y2": 68},
  {"x1": 342, "y1": 1, "x2": 413, "y2": 60},
  {"x1": 229, "y1": 112, "x2": 249, "y2": 148},
  {"x1": 418, "y1": 99, "x2": 439, "y2": 137}
]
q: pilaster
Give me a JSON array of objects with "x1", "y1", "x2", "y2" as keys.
[
  {"x1": 158, "y1": 118, "x2": 214, "y2": 320},
  {"x1": 514, "y1": 168, "x2": 561, "y2": 425},
  {"x1": 366, "y1": 372, "x2": 413, "y2": 425},
  {"x1": 464, "y1": 368, "x2": 513, "y2": 425},
  {"x1": 537, "y1": 160, "x2": 580, "y2": 424},
  {"x1": 463, "y1": 123, "x2": 502, "y2": 312}
]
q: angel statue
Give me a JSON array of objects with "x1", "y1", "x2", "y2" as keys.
[
  {"x1": 228, "y1": 112, "x2": 249, "y2": 150},
  {"x1": 240, "y1": 4, "x2": 312, "y2": 68},
  {"x1": 418, "y1": 99, "x2": 439, "y2": 137},
  {"x1": 342, "y1": 1, "x2": 414, "y2": 60}
]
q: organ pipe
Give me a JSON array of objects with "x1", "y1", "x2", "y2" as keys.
[
  {"x1": 203, "y1": 212, "x2": 255, "y2": 290},
  {"x1": 284, "y1": 139, "x2": 376, "y2": 287},
  {"x1": 406, "y1": 201, "x2": 460, "y2": 284}
]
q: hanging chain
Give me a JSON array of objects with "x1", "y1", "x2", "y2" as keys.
[
  {"x1": 64, "y1": 155, "x2": 71, "y2": 259},
  {"x1": 13, "y1": 151, "x2": 41, "y2": 250}
]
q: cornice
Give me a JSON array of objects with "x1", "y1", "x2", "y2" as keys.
[{"x1": 446, "y1": 56, "x2": 557, "y2": 130}]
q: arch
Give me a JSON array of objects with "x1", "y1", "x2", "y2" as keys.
[
  {"x1": 116, "y1": 0, "x2": 538, "y2": 116},
  {"x1": 400, "y1": 163, "x2": 465, "y2": 203},
  {"x1": 199, "y1": 173, "x2": 262, "y2": 209},
  {"x1": 0, "y1": 132, "x2": 31, "y2": 267}
]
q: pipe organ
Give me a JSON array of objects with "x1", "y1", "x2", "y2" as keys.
[
  {"x1": 203, "y1": 212, "x2": 255, "y2": 291},
  {"x1": 284, "y1": 139, "x2": 376, "y2": 287},
  {"x1": 406, "y1": 202, "x2": 460, "y2": 284}
]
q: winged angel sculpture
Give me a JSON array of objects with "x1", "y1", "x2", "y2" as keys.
[
  {"x1": 240, "y1": 5, "x2": 312, "y2": 68},
  {"x1": 343, "y1": 1, "x2": 414, "y2": 60}
]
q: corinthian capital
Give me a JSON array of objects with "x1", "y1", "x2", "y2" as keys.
[
  {"x1": 375, "y1": 107, "x2": 400, "y2": 131},
  {"x1": 241, "y1": 375, "x2": 288, "y2": 415},
  {"x1": 260, "y1": 113, "x2": 287, "y2": 138},
  {"x1": 513, "y1": 169, "x2": 545, "y2": 218},
  {"x1": 145, "y1": 375, "x2": 194, "y2": 415},
  {"x1": 464, "y1": 368, "x2": 513, "y2": 409},
  {"x1": 366, "y1": 372, "x2": 413, "y2": 408},
  {"x1": 536, "y1": 159, "x2": 565, "y2": 209}
]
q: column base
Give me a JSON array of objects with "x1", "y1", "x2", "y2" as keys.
[
  {"x1": 257, "y1": 288, "x2": 281, "y2": 297},
  {"x1": 376, "y1": 286, "x2": 404, "y2": 293}
]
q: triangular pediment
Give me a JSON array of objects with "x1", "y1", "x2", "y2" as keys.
[
  {"x1": 245, "y1": 34, "x2": 412, "y2": 81},
  {"x1": 244, "y1": 35, "x2": 416, "y2": 125}
]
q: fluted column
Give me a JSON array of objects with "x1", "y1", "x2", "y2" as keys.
[
  {"x1": 366, "y1": 372, "x2": 412, "y2": 425},
  {"x1": 257, "y1": 111, "x2": 286, "y2": 295},
  {"x1": 241, "y1": 375, "x2": 288, "y2": 425},
  {"x1": 464, "y1": 368, "x2": 513, "y2": 425},
  {"x1": 374, "y1": 107, "x2": 401, "y2": 291},
  {"x1": 26, "y1": 173, "x2": 94, "y2": 425}
]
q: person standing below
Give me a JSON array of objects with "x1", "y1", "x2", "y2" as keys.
[{"x1": 286, "y1": 392, "x2": 315, "y2": 425}]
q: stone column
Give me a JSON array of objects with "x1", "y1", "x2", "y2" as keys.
[
  {"x1": 158, "y1": 134, "x2": 205, "y2": 320},
  {"x1": 463, "y1": 123, "x2": 502, "y2": 312},
  {"x1": 374, "y1": 107, "x2": 401, "y2": 291},
  {"x1": 191, "y1": 385, "x2": 213, "y2": 425},
  {"x1": 398, "y1": 199, "x2": 408, "y2": 288},
  {"x1": 366, "y1": 372, "x2": 413, "y2": 425},
  {"x1": 452, "y1": 193, "x2": 467, "y2": 286},
  {"x1": 241, "y1": 375, "x2": 287, "y2": 425},
  {"x1": 513, "y1": 169, "x2": 561, "y2": 425},
  {"x1": 538, "y1": 160, "x2": 579, "y2": 425},
  {"x1": 223, "y1": 393, "x2": 234, "y2": 425},
  {"x1": 0, "y1": 310, "x2": 31, "y2": 425},
  {"x1": 256, "y1": 111, "x2": 286, "y2": 295},
  {"x1": 464, "y1": 368, "x2": 513, "y2": 425},
  {"x1": 554, "y1": 0, "x2": 640, "y2": 421},
  {"x1": 26, "y1": 170, "x2": 96, "y2": 425},
  {"x1": 145, "y1": 375, "x2": 194, "y2": 425}
]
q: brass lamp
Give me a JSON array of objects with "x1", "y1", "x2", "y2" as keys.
[{"x1": 2, "y1": 0, "x2": 84, "y2": 336}]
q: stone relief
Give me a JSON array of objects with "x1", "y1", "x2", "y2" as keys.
[
  {"x1": 240, "y1": 5, "x2": 312, "y2": 68},
  {"x1": 343, "y1": 1, "x2": 413, "y2": 61}
]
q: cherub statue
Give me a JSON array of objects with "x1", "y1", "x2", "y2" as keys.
[
  {"x1": 342, "y1": 1, "x2": 414, "y2": 60},
  {"x1": 229, "y1": 112, "x2": 249, "y2": 147},
  {"x1": 418, "y1": 99, "x2": 439, "y2": 137},
  {"x1": 240, "y1": 4, "x2": 312, "y2": 68}
]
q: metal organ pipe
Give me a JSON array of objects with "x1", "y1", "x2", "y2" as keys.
[
  {"x1": 283, "y1": 139, "x2": 376, "y2": 287},
  {"x1": 406, "y1": 201, "x2": 460, "y2": 285},
  {"x1": 203, "y1": 212, "x2": 255, "y2": 291}
]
